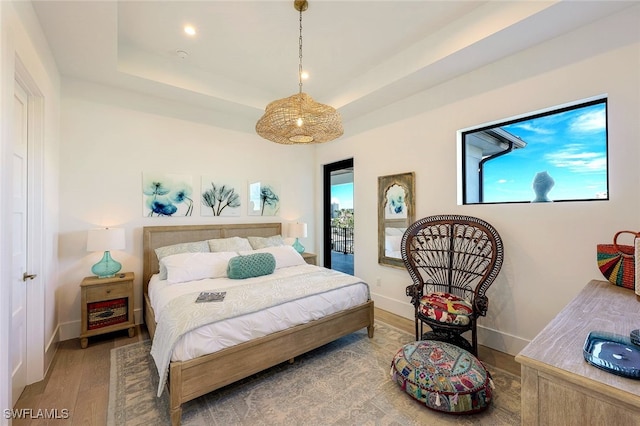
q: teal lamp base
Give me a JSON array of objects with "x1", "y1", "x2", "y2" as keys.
[
  {"x1": 292, "y1": 238, "x2": 305, "y2": 254},
  {"x1": 92, "y1": 251, "x2": 122, "y2": 278}
]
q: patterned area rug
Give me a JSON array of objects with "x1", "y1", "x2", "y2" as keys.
[{"x1": 108, "y1": 322, "x2": 520, "y2": 425}]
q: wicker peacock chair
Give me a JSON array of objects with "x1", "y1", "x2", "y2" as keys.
[{"x1": 401, "y1": 214, "x2": 504, "y2": 356}]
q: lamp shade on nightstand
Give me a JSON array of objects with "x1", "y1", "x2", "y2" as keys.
[
  {"x1": 87, "y1": 228, "x2": 125, "y2": 278},
  {"x1": 288, "y1": 222, "x2": 307, "y2": 253}
]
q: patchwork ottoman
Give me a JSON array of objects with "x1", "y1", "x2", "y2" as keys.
[{"x1": 390, "y1": 340, "x2": 494, "y2": 414}]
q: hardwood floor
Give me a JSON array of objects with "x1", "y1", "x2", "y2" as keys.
[
  {"x1": 12, "y1": 326, "x2": 148, "y2": 426},
  {"x1": 12, "y1": 309, "x2": 519, "y2": 425}
]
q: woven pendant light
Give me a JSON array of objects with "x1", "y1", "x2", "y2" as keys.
[{"x1": 256, "y1": 0, "x2": 343, "y2": 145}]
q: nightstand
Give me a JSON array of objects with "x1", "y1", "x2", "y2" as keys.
[
  {"x1": 301, "y1": 252, "x2": 317, "y2": 265},
  {"x1": 79, "y1": 272, "x2": 135, "y2": 348}
]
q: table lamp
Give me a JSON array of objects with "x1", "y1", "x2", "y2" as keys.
[
  {"x1": 288, "y1": 222, "x2": 308, "y2": 254},
  {"x1": 86, "y1": 228, "x2": 125, "y2": 278}
]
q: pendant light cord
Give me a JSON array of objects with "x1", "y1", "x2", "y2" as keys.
[{"x1": 298, "y1": 7, "x2": 303, "y2": 95}]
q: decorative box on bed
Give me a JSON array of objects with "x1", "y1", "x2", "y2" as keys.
[{"x1": 142, "y1": 223, "x2": 375, "y2": 426}]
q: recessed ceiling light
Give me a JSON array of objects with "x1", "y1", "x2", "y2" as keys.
[{"x1": 184, "y1": 25, "x2": 196, "y2": 36}]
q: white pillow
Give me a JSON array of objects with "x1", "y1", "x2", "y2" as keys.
[
  {"x1": 385, "y1": 227, "x2": 406, "y2": 236},
  {"x1": 239, "y1": 245, "x2": 306, "y2": 269},
  {"x1": 247, "y1": 235, "x2": 285, "y2": 249},
  {"x1": 155, "y1": 240, "x2": 209, "y2": 280},
  {"x1": 385, "y1": 235, "x2": 402, "y2": 253},
  {"x1": 161, "y1": 251, "x2": 237, "y2": 284},
  {"x1": 207, "y1": 237, "x2": 253, "y2": 252}
]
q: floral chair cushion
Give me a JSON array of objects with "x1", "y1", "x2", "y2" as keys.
[
  {"x1": 390, "y1": 340, "x2": 493, "y2": 414},
  {"x1": 418, "y1": 292, "x2": 473, "y2": 326}
]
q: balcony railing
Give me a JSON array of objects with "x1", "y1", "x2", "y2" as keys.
[{"x1": 331, "y1": 226, "x2": 354, "y2": 254}]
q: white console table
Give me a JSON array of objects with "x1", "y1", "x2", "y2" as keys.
[{"x1": 515, "y1": 280, "x2": 640, "y2": 425}]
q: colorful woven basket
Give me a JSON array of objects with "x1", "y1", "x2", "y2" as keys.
[{"x1": 597, "y1": 230, "x2": 640, "y2": 290}]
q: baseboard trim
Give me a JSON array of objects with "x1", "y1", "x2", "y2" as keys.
[
  {"x1": 371, "y1": 293, "x2": 414, "y2": 319},
  {"x1": 43, "y1": 324, "x2": 60, "y2": 382},
  {"x1": 479, "y1": 325, "x2": 530, "y2": 356}
]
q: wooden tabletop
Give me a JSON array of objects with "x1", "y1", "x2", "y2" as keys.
[
  {"x1": 80, "y1": 271, "x2": 134, "y2": 286},
  {"x1": 516, "y1": 279, "x2": 640, "y2": 407}
]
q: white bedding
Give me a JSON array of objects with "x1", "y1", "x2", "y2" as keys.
[{"x1": 148, "y1": 264, "x2": 370, "y2": 363}]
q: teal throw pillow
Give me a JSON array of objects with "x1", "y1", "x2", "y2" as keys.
[{"x1": 227, "y1": 253, "x2": 276, "y2": 279}]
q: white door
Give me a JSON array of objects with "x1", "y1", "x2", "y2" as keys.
[{"x1": 11, "y1": 81, "x2": 29, "y2": 404}]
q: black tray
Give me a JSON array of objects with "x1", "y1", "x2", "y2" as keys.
[{"x1": 583, "y1": 331, "x2": 640, "y2": 379}]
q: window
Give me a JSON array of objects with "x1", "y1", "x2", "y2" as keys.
[{"x1": 461, "y1": 97, "x2": 608, "y2": 204}]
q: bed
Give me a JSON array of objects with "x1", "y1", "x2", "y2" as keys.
[{"x1": 142, "y1": 223, "x2": 375, "y2": 426}]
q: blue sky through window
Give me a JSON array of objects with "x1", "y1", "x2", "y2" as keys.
[
  {"x1": 482, "y1": 100, "x2": 607, "y2": 203},
  {"x1": 331, "y1": 183, "x2": 353, "y2": 209}
]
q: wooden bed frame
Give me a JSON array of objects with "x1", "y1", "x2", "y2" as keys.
[{"x1": 142, "y1": 223, "x2": 375, "y2": 426}]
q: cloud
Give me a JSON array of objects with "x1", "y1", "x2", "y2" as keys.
[
  {"x1": 570, "y1": 109, "x2": 605, "y2": 133},
  {"x1": 508, "y1": 122, "x2": 554, "y2": 136},
  {"x1": 545, "y1": 145, "x2": 606, "y2": 173}
]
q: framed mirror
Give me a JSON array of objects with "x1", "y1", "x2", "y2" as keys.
[{"x1": 378, "y1": 172, "x2": 415, "y2": 268}]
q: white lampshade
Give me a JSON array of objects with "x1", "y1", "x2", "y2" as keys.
[
  {"x1": 86, "y1": 228, "x2": 125, "y2": 252},
  {"x1": 288, "y1": 222, "x2": 308, "y2": 239}
]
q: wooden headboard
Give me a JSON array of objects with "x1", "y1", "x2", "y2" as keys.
[{"x1": 142, "y1": 223, "x2": 282, "y2": 293}]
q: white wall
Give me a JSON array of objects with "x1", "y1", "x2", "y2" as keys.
[
  {"x1": 0, "y1": 0, "x2": 60, "y2": 417},
  {"x1": 317, "y1": 6, "x2": 640, "y2": 355},
  {"x1": 57, "y1": 80, "x2": 316, "y2": 339}
]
